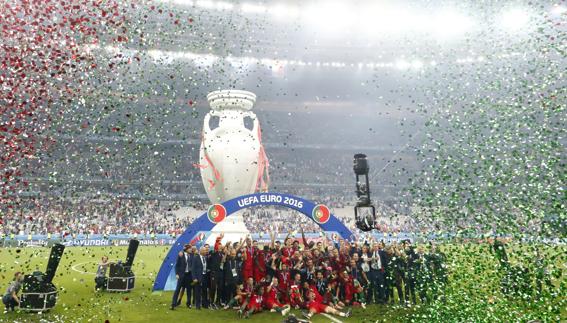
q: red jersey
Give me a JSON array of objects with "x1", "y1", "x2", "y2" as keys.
[
  {"x1": 339, "y1": 254, "x2": 349, "y2": 271},
  {"x1": 309, "y1": 285, "x2": 324, "y2": 303},
  {"x1": 239, "y1": 284, "x2": 254, "y2": 305},
  {"x1": 253, "y1": 249, "x2": 266, "y2": 281},
  {"x1": 276, "y1": 285, "x2": 289, "y2": 303},
  {"x1": 256, "y1": 249, "x2": 265, "y2": 268},
  {"x1": 339, "y1": 275, "x2": 354, "y2": 302},
  {"x1": 330, "y1": 257, "x2": 342, "y2": 272},
  {"x1": 243, "y1": 283, "x2": 254, "y2": 296},
  {"x1": 264, "y1": 287, "x2": 278, "y2": 303},
  {"x1": 244, "y1": 247, "x2": 255, "y2": 268},
  {"x1": 282, "y1": 246, "x2": 294, "y2": 258},
  {"x1": 247, "y1": 293, "x2": 263, "y2": 310},
  {"x1": 263, "y1": 286, "x2": 284, "y2": 308},
  {"x1": 306, "y1": 299, "x2": 327, "y2": 314},
  {"x1": 289, "y1": 284, "x2": 304, "y2": 307},
  {"x1": 278, "y1": 271, "x2": 291, "y2": 290}
]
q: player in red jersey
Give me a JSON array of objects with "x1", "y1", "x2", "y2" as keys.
[
  {"x1": 224, "y1": 276, "x2": 253, "y2": 309},
  {"x1": 282, "y1": 236, "x2": 295, "y2": 259},
  {"x1": 263, "y1": 277, "x2": 291, "y2": 316},
  {"x1": 289, "y1": 283, "x2": 304, "y2": 309},
  {"x1": 304, "y1": 280, "x2": 324, "y2": 304},
  {"x1": 253, "y1": 243, "x2": 267, "y2": 283},
  {"x1": 289, "y1": 273, "x2": 304, "y2": 309},
  {"x1": 339, "y1": 270, "x2": 355, "y2": 305},
  {"x1": 303, "y1": 289, "x2": 351, "y2": 320},
  {"x1": 242, "y1": 237, "x2": 255, "y2": 281},
  {"x1": 238, "y1": 285, "x2": 264, "y2": 319},
  {"x1": 276, "y1": 262, "x2": 291, "y2": 303}
]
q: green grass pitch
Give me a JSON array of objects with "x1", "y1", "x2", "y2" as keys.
[
  {"x1": 0, "y1": 243, "x2": 564, "y2": 322},
  {"x1": 0, "y1": 245, "x2": 413, "y2": 322}
]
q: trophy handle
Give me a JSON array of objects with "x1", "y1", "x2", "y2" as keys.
[
  {"x1": 203, "y1": 112, "x2": 212, "y2": 133},
  {"x1": 242, "y1": 111, "x2": 259, "y2": 135}
]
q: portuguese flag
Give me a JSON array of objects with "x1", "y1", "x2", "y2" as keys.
[
  {"x1": 312, "y1": 204, "x2": 330, "y2": 224},
  {"x1": 207, "y1": 204, "x2": 227, "y2": 224}
]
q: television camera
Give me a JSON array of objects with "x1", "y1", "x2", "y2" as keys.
[{"x1": 353, "y1": 153, "x2": 376, "y2": 231}]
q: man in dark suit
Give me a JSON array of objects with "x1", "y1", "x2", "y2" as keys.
[
  {"x1": 208, "y1": 235, "x2": 224, "y2": 309},
  {"x1": 192, "y1": 246, "x2": 210, "y2": 309},
  {"x1": 223, "y1": 248, "x2": 240, "y2": 306},
  {"x1": 171, "y1": 244, "x2": 193, "y2": 310},
  {"x1": 368, "y1": 242, "x2": 388, "y2": 304},
  {"x1": 403, "y1": 240, "x2": 418, "y2": 305}
]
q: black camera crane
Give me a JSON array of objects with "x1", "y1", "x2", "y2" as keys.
[{"x1": 353, "y1": 154, "x2": 376, "y2": 231}]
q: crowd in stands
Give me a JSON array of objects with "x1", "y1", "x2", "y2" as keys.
[
  {"x1": 168, "y1": 232, "x2": 448, "y2": 320},
  {"x1": 242, "y1": 204, "x2": 416, "y2": 236},
  {"x1": 0, "y1": 197, "x2": 416, "y2": 236},
  {"x1": 0, "y1": 199, "x2": 194, "y2": 236},
  {"x1": 242, "y1": 207, "x2": 320, "y2": 233}
]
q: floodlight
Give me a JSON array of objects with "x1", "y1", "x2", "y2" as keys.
[
  {"x1": 431, "y1": 9, "x2": 473, "y2": 38},
  {"x1": 551, "y1": 5, "x2": 566, "y2": 15},
  {"x1": 241, "y1": 3, "x2": 266, "y2": 14},
  {"x1": 500, "y1": 8, "x2": 530, "y2": 31}
]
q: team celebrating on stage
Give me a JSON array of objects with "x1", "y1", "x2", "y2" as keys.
[{"x1": 171, "y1": 229, "x2": 447, "y2": 320}]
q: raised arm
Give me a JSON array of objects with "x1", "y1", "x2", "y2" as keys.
[
  {"x1": 301, "y1": 226, "x2": 309, "y2": 249},
  {"x1": 322, "y1": 233, "x2": 329, "y2": 251},
  {"x1": 284, "y1": 231, "x2": 291, "y2": 243},
  {"x1": 266, "y1": 279, "x2": 275, "y2": 293},
  {"x1": 294, "y1": 257, "x2": 304, "y2": 270},
  {"x1": 236, "y1": 237, "x2": 244, "y2": 253},
  {"x1": 271, "y1": 254, "x2": 278, "y2": 271},
  {"x1": 269, "y1": 231, "x2": 276, "y2": 249},
  {"x1": 335, "y1": 239, "x2": 345, "y2": 253},
  {"x1": 214, "y1": 233, "x2": 224, "y2": 252}
]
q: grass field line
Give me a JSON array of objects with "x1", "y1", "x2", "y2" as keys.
[
  {"x1": 321, "y1": 313, "x2": 344, "y2": 323},
  {"x1": 70, "y1": 261, "x2": 154, "y2": 279}
]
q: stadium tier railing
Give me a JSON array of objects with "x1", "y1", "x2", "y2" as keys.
[{"x1": 1, "y1": 232, "x2": 422, "y2": 247}]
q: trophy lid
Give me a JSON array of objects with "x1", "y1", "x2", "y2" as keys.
[{"x1": 207, "y1": 90, "x2": 256, "y2": 111}]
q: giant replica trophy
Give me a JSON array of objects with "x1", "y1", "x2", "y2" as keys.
[{"x1": 198, "y1": 90, "x2": 269, "y2": 243}]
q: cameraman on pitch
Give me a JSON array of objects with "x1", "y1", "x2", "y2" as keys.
[
  {"x1": 2, "y1": 272, "x2": 23, "y2": 312},
  {"x1": 95, "y1": 256, "x2": 110, "y2": 291}
]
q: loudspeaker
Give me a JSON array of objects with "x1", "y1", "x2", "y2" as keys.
[
  {"x1": 124, "y1": 239, "x2": 139, "y2": 268},
  {"x1": 45, "y1": 243, "x2": 65, "y2": 283},
  {"x1": 21, "y1": 244, "x2": 65, "y2": 311}
]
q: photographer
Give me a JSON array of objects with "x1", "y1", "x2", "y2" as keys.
[
  {"x1": 95, "y1": 256, "x2": 110, "y2": 291},
  {"x1": 2, "y1": 272, "x2": 23, "y2": 311}
]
